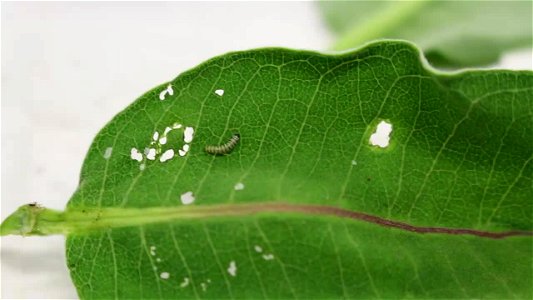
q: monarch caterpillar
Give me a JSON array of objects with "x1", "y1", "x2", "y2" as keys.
[{"x1": 205, "y1": 134, "x2": 240, "y2": 155}]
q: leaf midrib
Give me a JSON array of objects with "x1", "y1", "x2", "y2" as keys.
[{"x1": 5, "y1": 203, "x2": 532, "y2": 238}]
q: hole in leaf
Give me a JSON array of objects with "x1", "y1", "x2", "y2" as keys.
[
  {"x1": 159, "y1": 149, "x2": 175, "y2": 162},
  {"x1": 130, "y1": 148, "x2": 143, "y2": 162},
  {"x1": 103, "y1": 147, "x2": 113, "y2": 159},
  {"x1": 145, "y1": 148, "x2": 157, "y2": 160},
  {"x1": 180, "y1": 191, "x2": 195, "y2": 205},
  {"x1": 227, "y1": 261, "x2": 237, "y2": 277},
  {"x1": 369, "y1": 120, "x2": 393, "y2": 148},
  {"x1": 184, "y1": 127, "x2": 195, "y2": 143},
  {"x1": 180, "y1": 277, "x2": 190, "y2": 288},
  {"x1": 159, "y1": 84, "x2": 173, "y2": 100},
  {"x1": 262, "y1": 254, "x2": 275, "y2": 260}
]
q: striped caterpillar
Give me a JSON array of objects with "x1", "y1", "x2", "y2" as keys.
[{"x1": 205, "y1": 134, "x2": 240, "y2": 155}]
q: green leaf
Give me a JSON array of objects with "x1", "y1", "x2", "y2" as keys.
[
  {"x1": 2, "y1": 41, "x2": 532, "y2": 299},
  {"x1": 318, "y1": 0, "x2": 533, "y2": 67}
]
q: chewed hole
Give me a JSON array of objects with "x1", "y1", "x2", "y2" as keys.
[
  {"x1": 180, "y1": 277, "x2": 190, "y2": 288},
  {"x1": 159, "y1": 84, "x2": 173, "y2": 101},
  {"x1": 103, "y1": 147, "x2": 113, "y2": 159},
  {"x1": 369, "y1": 121, "x2": 393, "y2": 148},
  {"x1": 234, "y1": 182, "x2": 245, "y2": 191},
  {"x1": 180, "y1": 191, "x2": 195, "y2": 205},
  {"x1": 145, "y1": 148, "x2": 157, "y2": 160},
  {"x1": 262, "y1": 254, "x2": 275, "y2": 260},
  {"x1": 227, "y1": 261, "x2": 237, "y2": 277},
  {"x1": 183, "y1": 127, "x2": 195, "y2": 143},
  {"x1": 159, "y1": 149, "x2": 175, "y2": 162},
  {"x1": 130, "y1": 148, "x2": 143, "y2": 162}
]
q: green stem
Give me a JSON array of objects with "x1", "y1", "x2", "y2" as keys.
[
  {"x1": 332, "y1": 0, "x2": 431, "y2": 51},
  {"x1": 1, "y1": 203, "x2": 301, "y2": 236},
  {"x1": 1, "y1": 204, "x2": 221, "y2": 236}
]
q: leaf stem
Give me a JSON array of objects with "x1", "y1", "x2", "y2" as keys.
[{"x1": 331, "y1": 0, "x2": 431, "y2": 51}]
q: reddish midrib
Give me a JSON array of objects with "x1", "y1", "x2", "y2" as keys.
[{"x1": 209, "y1": 203, "x2": 533, "y2": 239}]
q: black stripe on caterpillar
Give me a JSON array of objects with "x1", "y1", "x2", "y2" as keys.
[{"x1": 205, "y1": 134, "x2": 240, "y2": 155}]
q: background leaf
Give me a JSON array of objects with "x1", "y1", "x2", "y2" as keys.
[
  {"x1": 318, "y1": 0, "x2": 533, "y2": 68},
  {"x1": 59, "y1": 41, "x2": 533, "y2": 298}
]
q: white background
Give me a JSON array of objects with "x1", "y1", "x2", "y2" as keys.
[{"x1": 1, "y1": 2, "x2": 531, "y2": 299}]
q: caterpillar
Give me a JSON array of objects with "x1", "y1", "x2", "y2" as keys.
[{"x1": 205, "y1": 134, "x2": 240, "y2": 155}]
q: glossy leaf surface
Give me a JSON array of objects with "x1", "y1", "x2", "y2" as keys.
[{"x1": 63, "y1": 41, "x2": 532, "y2": 299}]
